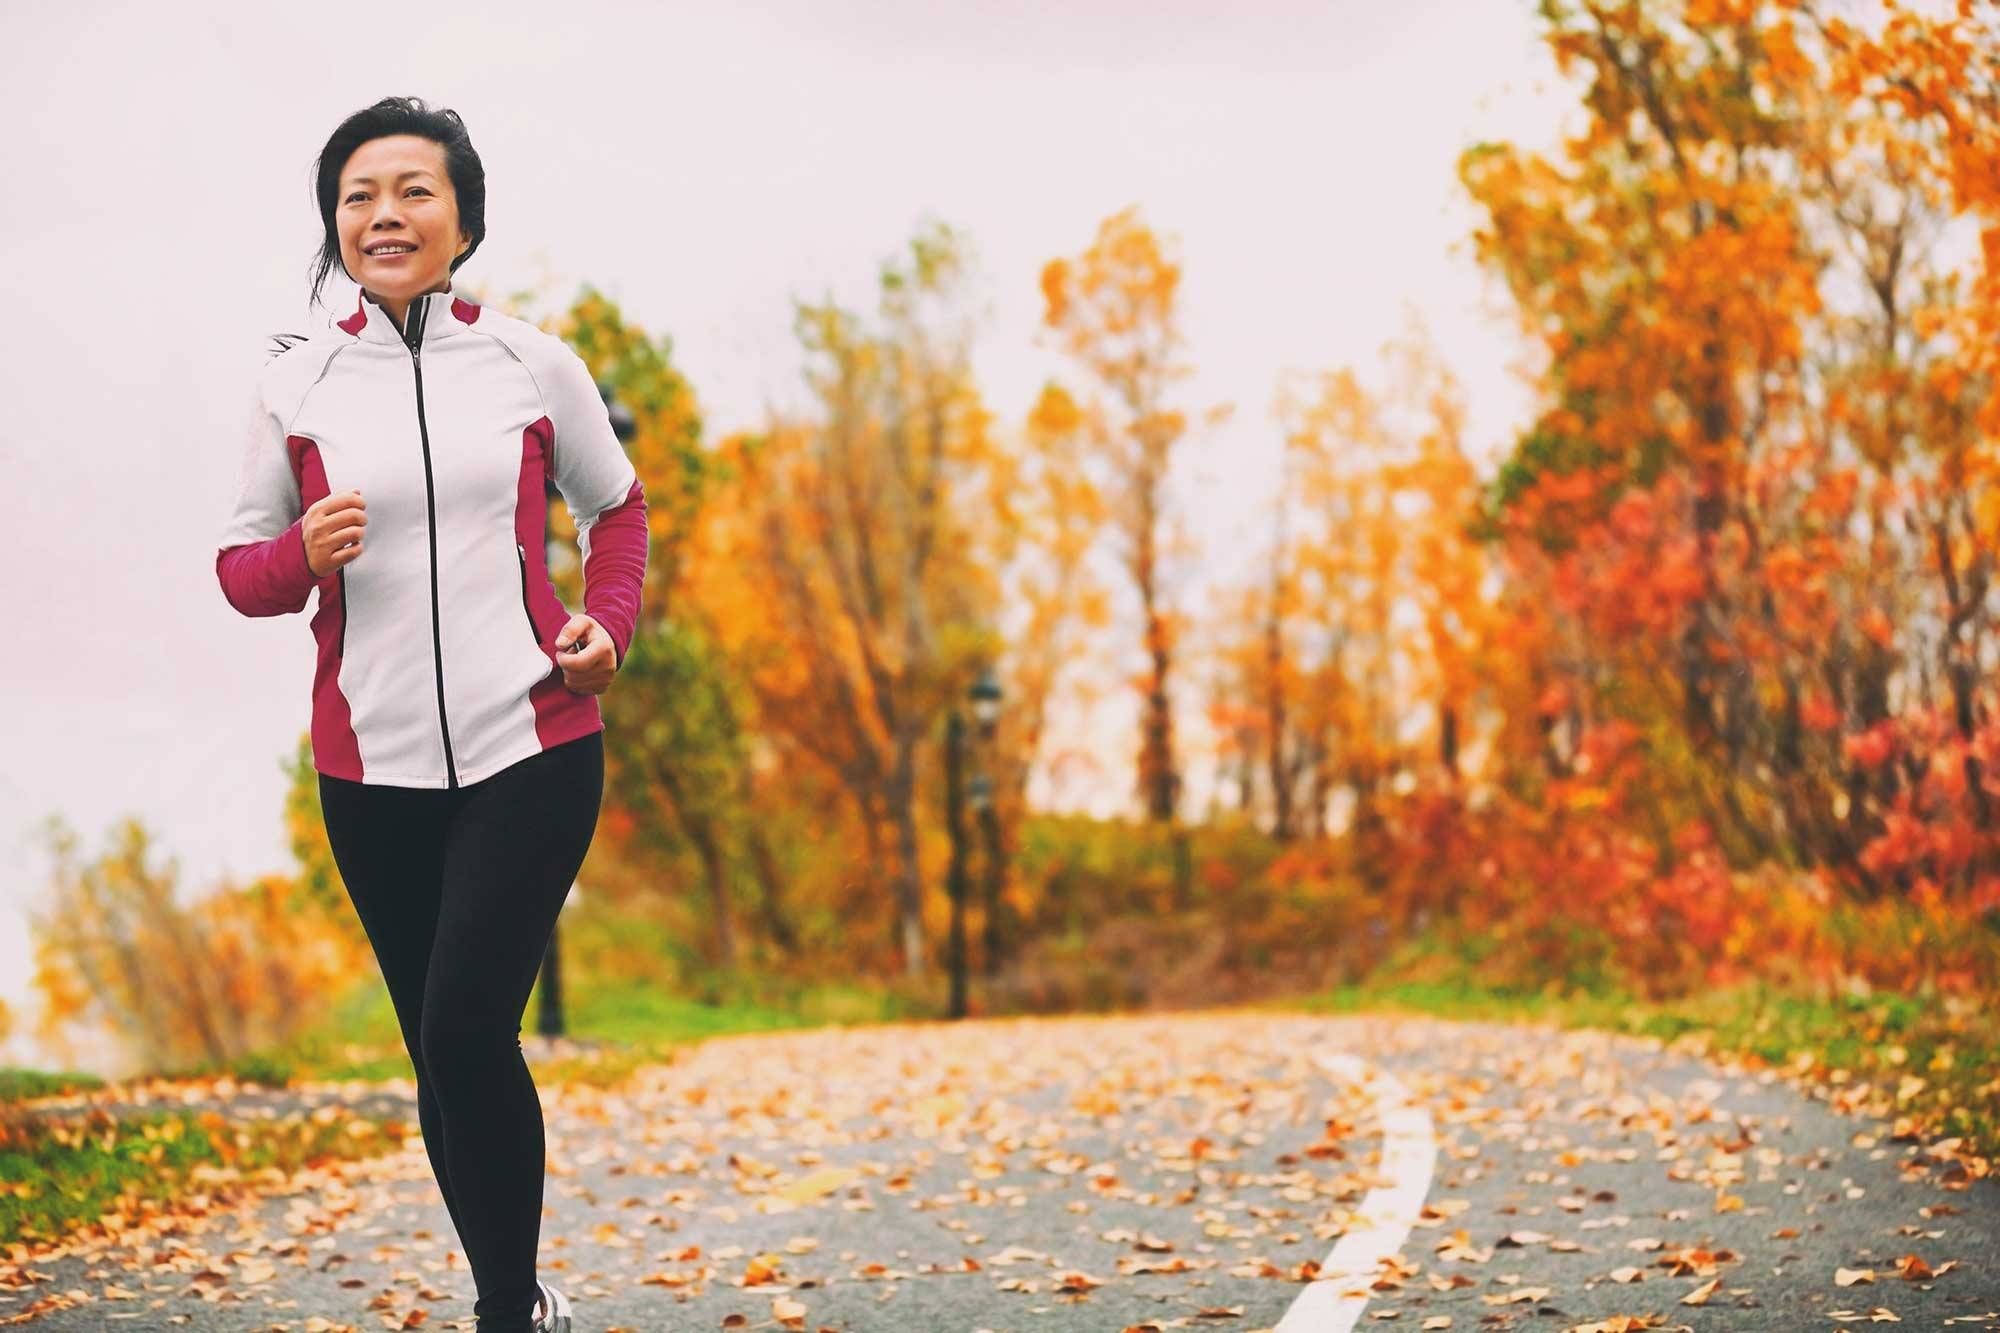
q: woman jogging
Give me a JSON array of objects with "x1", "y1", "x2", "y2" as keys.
[{"x1": 214, "y1": 95, "x2": 647, "y2": 1333}]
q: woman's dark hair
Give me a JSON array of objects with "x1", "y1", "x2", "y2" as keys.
[{"x1": 305, "y1": 95, "x2": 486, "y2": 312}]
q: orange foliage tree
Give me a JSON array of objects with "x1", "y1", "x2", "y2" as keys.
[
  {"x1": 551, "y1": 289, "x2": 808, "y2": 972},
  {"x1": 1039, "y1": 207, "x2": 1228, "y2": 829},
  {"x1": 1217, "y1": 321, "x2": 1501, "y2": 897},
  {"x1": 687, "y1": 222, "x2": 1007, "y2": 979},
  {"x1": 1457, "y1": 0, "x2": 2000, "y2": 911},
  {"x1": 1198, "y1": 0, "x2": 2000, "y2": 996},
  {"x1": 27, "y1": 812, "x2": 369, "y2": 1076}
]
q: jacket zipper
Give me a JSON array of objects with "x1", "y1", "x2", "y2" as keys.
[
  {"x1": 516, "y1": 542, "x2": 539, "y2": 648},
  {"x1": 404, "y1": 297, "x2": 459, "y2": 789}
]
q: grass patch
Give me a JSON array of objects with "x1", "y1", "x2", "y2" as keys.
[
  {"x1": 4, "y1": 965, "x2": 927, "y2": 1110},
  {"x1": 0, "y1": 1068, "x2": 105, "y2": 1103},
  {"x1": 523, "y1": 973, "x2": 924, "y2": 1088},
  {"x1": 131, "y1": 971, "x2": 930, "y2": 1093},
  {"x1": 1277, "y1": 966, "x2": 2000, "y2": 1163},
  {"x1": 0, "y1": 1100, "x2": 409, "y2": 1249}
]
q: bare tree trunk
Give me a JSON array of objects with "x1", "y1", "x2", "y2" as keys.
[
  {"x1": 745, "y1": 824, "x2": 799, "y2": 955},
  {"x1": 1439, "y1": 701, "x2": 1459, "y2": 782},
  {"x1": 1266, "y1": 573, "x2": 1294, "y2": 841},
  {"x1": 888, "y1": 741, "x2": 927, "y2": 980},
  {"x1": 687, "y1": 813, "x2": 737, "y2": 968},
  {"x1": 649, "y1": 762, "x2": 736, "y2": 966},
  {"x1": 1137, "y1": 515, "x2": 1178, "y2": 824},
  {"x1": 1305, "y1": 734, "x2": 1331, "y2": 840}
]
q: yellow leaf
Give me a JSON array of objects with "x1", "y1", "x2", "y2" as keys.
[
  {"x1": 773, "y1": 1165, "x2": 857, "y2": 1204},
  {"x1": 1481, "y1": 1286, "x2": 1550, "y2": 1305}
]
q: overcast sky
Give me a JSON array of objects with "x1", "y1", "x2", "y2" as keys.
[{"x1": 0, "y1": 0, "x2": 1576, "y2": 1071}]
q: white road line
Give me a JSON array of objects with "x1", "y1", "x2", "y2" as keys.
[{"x1": 1272, "y1": 1050, "x2": 1438, "y2": 1333}]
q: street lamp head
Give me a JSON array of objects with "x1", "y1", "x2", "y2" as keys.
[{"x1": 969, "y1": 667, "x2": 1003, "y2": 729}]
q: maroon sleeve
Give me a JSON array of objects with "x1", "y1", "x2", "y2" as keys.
[
  {"x1": 581, "y1": 477, "x2": 648, "y2": 667},
  {"x1": 216, "y1": 515, "x2": 320, "y2": 617}
]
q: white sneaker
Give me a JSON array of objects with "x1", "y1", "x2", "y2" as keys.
[{"x1": 533, "y1": 1278, "x2": 572, "y2": 1332}]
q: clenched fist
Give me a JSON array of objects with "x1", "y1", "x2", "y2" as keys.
[
  {"x1": 554, "y1": 613, "x2": 620, "y2": 695},
  {"x1": 304, "y1": 489, "x2": 367, "y2": 579}
]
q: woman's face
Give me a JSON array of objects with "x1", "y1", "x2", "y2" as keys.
[{"x1": 335, "y1": 134, "x2": 470, "y2": 304}]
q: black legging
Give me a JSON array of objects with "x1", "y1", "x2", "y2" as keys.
[{"x1": 318, "y1": 729, "x2": 603, "y2": 1332}]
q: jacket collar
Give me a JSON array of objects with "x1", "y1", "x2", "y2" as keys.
[{"x1": 336, "y1": 281, "x2": 478, "y2": 346}]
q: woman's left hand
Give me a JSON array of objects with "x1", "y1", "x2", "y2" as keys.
[{"x1": 554, "y1": 613, "x2": 618, "y2": 695}]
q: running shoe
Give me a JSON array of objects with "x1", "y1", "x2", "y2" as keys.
[{"x1": 533, "y1": 1278, "x2": 572, "y2": 1332}]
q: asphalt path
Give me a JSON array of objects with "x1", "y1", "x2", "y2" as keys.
[{"x1": 2, "y1": 1010, "x2": 1994, "y2": 1331}]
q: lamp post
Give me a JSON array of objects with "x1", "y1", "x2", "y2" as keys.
[
  {"x1": 534, "y1": 378, "x2": 636, "y2": 1041},
  {"x1": 968, "y1": 669, "x2": 1005, "y2": 980},
  {"x1": 945, "y1": 707, "x2": 969, "y2": 1019}
]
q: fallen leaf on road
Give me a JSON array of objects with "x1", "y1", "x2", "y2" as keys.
[
  {"x1": 773, "y1": 1165, "x2": 857, "y2": 1204},
  {"x1": 1681, "y1": 1276, "x2": 1720, "y2": 1305}
]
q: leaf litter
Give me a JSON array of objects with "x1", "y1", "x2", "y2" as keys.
[{"x1": 0, "y1": 1011, "x2": 1988, "y2": 1330}]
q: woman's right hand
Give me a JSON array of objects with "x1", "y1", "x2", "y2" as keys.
[{"x1": 304, "y1": 489, "x2": 366, "y2": 579}]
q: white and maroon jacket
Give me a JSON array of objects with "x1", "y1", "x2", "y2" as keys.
[{"x1": 216, "y1": 282, "x2": 647, "y2": 789}]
